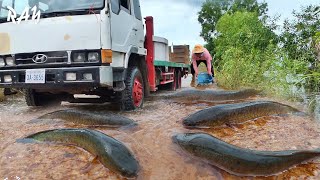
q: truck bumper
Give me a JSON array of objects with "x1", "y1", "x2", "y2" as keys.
[{"x1": 0, "y1": 66, "x2": 126, "y2": 90}]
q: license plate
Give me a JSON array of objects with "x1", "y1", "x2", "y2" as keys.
[{"x1": 25, "y1": 69, "x2": 46, "y2": 84}]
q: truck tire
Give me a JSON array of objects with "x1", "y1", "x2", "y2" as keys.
[
  {"x1": 121, "y1": 67, "x2": 144, "y2": 110},
  {"x1": 169, "y1": 81, "x2": 176, "y2": 91},
  {"x1": 3, "y1": 88, "x2": 17, "y2": 96},
  {"x1": 168, "y1": 71, "x2": 176, "y2": 91},
  {"x1": 176, "y1": 70, "x2": 182, "y2": 89},
  {"x1": 24, "y1": 89, "x2": 62, "y2": 107},
  {"x1": 25, "y1": 89, "x2": 43, "y2": 106}
]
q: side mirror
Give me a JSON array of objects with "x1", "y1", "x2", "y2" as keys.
[{"x1": 110, "y1": 0, "x2": 120, "y2": 14}]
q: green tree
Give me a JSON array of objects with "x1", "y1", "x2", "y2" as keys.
[
  {"x1": 281, "y1": 5, "x2": 320, "y2": 63},
  {"x1": 215, "y1": 12, "x2": 265, "y2": 82},
  {"x1": 214, "y1": 11, "x2": 276, "y2": 67},
  {"x1": 213, "y1": 12, "x2": 303, "y2": 99},
  {"x1": 216, "y1": 11, "x2": 275, "y2": 51},
  {"x1": 280, "y1": 5, "x2": 320, "y2": 92},
  {"x1": 198, "y1": 0, "x2": 268, "y2": 43}
]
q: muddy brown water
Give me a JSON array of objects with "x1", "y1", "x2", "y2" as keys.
[{"x1": 1, "y1": 79, "x2": 320, "y2": 179}]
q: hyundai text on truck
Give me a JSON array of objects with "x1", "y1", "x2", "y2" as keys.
[{"x1": 0, "y1": 0, "x2": 189, "y2": 110}]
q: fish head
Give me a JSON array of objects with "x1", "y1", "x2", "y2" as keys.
[
  {"x1": 119, "y1": 165, "x2": 140, "y2": 179},
  {"x1": 172, "y1": 134, "x2": 185, "y2": 145},
  {"x1": 99, "y1": 149, "x2": 140, "y2": 178},
  {"x1": 182, "y1": 118, "x2": 202, "y2": 127},
  {"x1": 173, "y1": 133, "x2": 215, "y2": 155},
  {"x1": 172, "y1": 133, "x2": 196, "y2": 151}
]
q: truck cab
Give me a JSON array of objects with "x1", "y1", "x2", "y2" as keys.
[
  {"x1": 0, "y1": 0, "x2": 151, "y2": 109},
  {"x1": 0, "y1": 0, "x2": 189, "y2": 110}
]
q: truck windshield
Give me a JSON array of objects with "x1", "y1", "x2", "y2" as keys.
[{"x1": 0, "y1": 0, "x2": 104, "y2": 20}]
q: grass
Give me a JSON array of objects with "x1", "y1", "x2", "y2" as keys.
[{"x1": 198, "y1": 63, "x2": 209, "y2": 73}]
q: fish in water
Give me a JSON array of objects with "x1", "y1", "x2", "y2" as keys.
[
  {"x1": 33, "y1": 109, "x2": 136, "y2": 127},
  {"x1": 183, "y1": 101, "x2": 299, "y2": 128},
  {"x1": 164, "y1": 89, "x2": 260, "y2": 101},
  {"x1": 20, "y1": 129, "x2": 140, "y2": 178},
  {"x1": 173, "y1": 133, "x2": 320, "y2": 176}
]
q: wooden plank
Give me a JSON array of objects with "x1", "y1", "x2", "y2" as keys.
[
  {"x1": 172, "y1": 54, "x2": 189, "y2": 58},
  {"x1": 173, "y1": 49, "x2": 189, "y2": 54},
  {"x1": 173, "y1": 45, "x2": 190, "y2": 49},
  {"x1": 169, "y1": 45, "x2": 190, "y2": 65}
]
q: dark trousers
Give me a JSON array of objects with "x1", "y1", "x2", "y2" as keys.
[{"x1": 191, "y1": 60, "x2": 214, "y2": 77}]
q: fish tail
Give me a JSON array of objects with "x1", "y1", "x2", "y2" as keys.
[
  {"x1": 118, "y1": 122, "x2": 138, "y2": 131},
  {"x1": 26, "y1": 118, "x2": 45, "y2": 124},
  {"x1": 292, "y1": 111, "x2": 308, "y2": 117},
  {"x1": 16, "y1": 138, "x2": 37, "y2": 144}
]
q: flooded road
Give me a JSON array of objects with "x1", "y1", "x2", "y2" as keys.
[{"x1": 1, "y1": 79, "x2": 320, "y2": 179}]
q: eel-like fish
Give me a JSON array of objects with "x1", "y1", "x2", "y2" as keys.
[{"x1": 173, "y1": 133, "x2": 320, "y2": 176}]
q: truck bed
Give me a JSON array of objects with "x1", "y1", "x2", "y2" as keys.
[{"x1": 154, "y1": 60, "x2": 190, "y2": 68}]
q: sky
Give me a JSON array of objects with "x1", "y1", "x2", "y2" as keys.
[{"x1": 140, "y1": 0, "x2": 319, "y2": 50}]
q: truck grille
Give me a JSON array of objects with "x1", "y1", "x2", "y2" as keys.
[{"x1": 15, "y1": 51, "x2": 69, "y2": 65}]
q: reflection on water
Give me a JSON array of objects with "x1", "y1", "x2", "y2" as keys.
[{"x1": 1, "y1": 84, "x2": 320, "y2": 179}]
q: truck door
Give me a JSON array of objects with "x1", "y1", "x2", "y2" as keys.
[
  {"x1": 109, "y1": 0, "x2": 136, "y2": 52},
  {"x1": 131, "y1": 0, "x2": 144, "y2": 48}
]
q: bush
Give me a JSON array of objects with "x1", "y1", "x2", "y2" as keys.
[{"x1": 214, "y1": 12, "x2": 311, "y2": 100}]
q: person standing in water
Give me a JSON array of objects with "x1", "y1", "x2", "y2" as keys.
[{"x1": 190, "y1": 44, "x2": 214, "y2": 87}]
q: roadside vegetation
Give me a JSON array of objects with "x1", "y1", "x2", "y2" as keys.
[{"x1": 198, "y1": 0, "x2": 320, "y2": 101}]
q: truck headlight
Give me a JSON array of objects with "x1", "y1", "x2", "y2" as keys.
[
  {"x1": 0, "y1": 57, "x2": 5, "y2": 67},
  {"x1": 66, "y1": 72, "x2": 77, "y2": 81},
  {"x1": 88, "y1": 52, "x2": 100, "y2": 62},
  {"x1": 73, "y1": 53, "x2": 86, "y2": 63},
  {"x1": 4, "y1": 75, "x2": 12, "y2": 83},
  {"x1": 83, "y1": 73, "x2": 93, "y2": 80},
  {"x1": 5, "y1": 57, "x2": 15, "y2": 66}
]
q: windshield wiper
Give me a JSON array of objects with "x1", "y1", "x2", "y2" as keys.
[
  {"x1": 1, "y1": 6, "x2": 9, "y2": 11},
  {"x1": 41, "y1": 9, "x2": 90, "y2": 18},
  {"x1": 0, "y1": 17, "x2": 8, "y2": 23}
]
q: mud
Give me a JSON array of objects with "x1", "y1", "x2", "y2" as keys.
[{"x1": 1, "y1": 78, "x2": 320, "y2": 179}]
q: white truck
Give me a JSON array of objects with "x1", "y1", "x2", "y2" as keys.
[{"x1": 0, "y1": 0, "x2": 189, "y2": 110}]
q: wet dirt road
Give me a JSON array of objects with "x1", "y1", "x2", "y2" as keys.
[{"x1": 1, "y1": 79, "x2": 320, "y2": 180}]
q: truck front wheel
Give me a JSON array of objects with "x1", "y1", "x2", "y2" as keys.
[
  {"x1": 24, "y1": 89, "x2": 62, "y2": 107},
  {"x1": 25, "y1": 89, "x2": 44, "y2": 106},
  {"x1": 121, "y1": 67, "x2": 144, "y2": 110}
]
